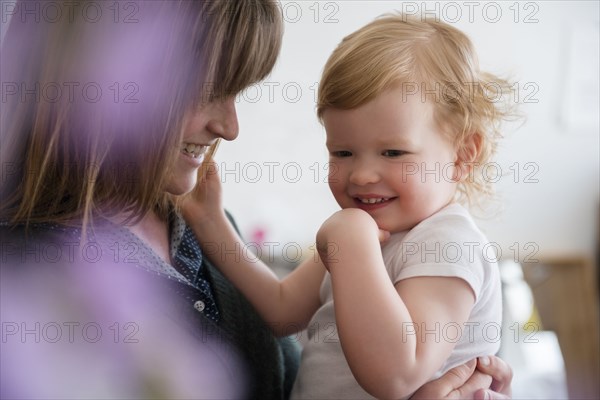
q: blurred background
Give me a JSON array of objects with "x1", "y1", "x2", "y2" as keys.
[{"x1": 217, "y1": 1, "x2": 599, "y2": 399}]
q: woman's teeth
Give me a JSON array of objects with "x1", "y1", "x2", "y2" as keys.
[
  {"x1": 181, "y1": 143, "x2": 204, "y2": 158},
  {"x1": 358, "y1": 197, "x2": 390, "y2": 204}
]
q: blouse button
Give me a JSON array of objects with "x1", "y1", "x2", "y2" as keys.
[{"x1": 193, "y1": 300, "x2": 205, "y2": 312}]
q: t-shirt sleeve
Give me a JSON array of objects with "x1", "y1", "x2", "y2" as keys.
[{"x1": 387, "y1": 212, "x2": 494, "y2": 302}]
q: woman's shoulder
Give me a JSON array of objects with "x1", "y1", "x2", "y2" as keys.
[{"x1": 0, "y1": 220, "x2": 83, "y2": 259}]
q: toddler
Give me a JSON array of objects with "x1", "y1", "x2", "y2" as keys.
[{"x1": 186, "y1": 13, "x2": 514, "y2": 400}]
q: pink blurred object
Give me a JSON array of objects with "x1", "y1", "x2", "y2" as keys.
[{"x1": 250, "y1": 226, "x2": 268, "y2": 245}]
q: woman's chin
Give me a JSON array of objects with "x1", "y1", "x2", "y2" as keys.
[{"x1": 165, "y1": 176, "x2": 197, "y2": 197}]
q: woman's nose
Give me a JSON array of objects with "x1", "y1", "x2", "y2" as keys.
[{"x1": 207, "y1": 97, "x2": 239, "y2": 141}]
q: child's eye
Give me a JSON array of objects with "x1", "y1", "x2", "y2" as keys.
[
  {"x1": 382, "y1": 150, "x2": 407, "y2": 157},
  {"x1": 331, "y1": 150, "x2": 352, "y2": 158}
]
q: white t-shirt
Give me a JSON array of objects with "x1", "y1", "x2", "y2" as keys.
[{"x1": 290, "y1": 203, "x2": 502, "y2": 400}]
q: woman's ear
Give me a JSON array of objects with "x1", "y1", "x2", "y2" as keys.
[{"x1": 453, "y1": 132, "x2": 482, "y2": 182}]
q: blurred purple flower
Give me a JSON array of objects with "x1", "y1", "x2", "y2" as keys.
[{"x1": 1, "y1": 251, "x2": 247, "y2": 399}]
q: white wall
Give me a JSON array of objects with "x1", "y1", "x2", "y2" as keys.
[
  {"x1": 220, "y1": 0, "x2": 600, "y2": 263},
  {"x1": 4, "y1": 1, "x2": 595, "y2": 261}
]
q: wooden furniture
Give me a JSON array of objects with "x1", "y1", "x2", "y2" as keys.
[{"x1": 522, "y1": 257, "x2": 599, "y2": 399}]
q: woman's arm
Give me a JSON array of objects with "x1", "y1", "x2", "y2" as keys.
[
  {"x1": 181, "y1": 161, "x2": 325, "y2": 335},
  {"x1": 317, "y1": 208, "x2": 475, "y2": 399}
]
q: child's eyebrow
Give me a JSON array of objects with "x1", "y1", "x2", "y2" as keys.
[
  {"x1": 326, "y1": 138, "x2": 415, "y2": 149},
  {"x1": 374, "y1": 135, "x2": 415, "y2": 148},
  {"x1": 325, "y1": 140, "x2": 346, "y2": 148}
]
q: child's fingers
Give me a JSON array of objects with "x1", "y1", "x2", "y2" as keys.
[
  {"x1": 378, "y1": 229, "x2": 390, "y2": 242},
  {"x1": 198, "y1": 156, "x2": 218, "y2": 182},
  {"x1": 197, "y1": 138, "x2": 222, "y2": 183},
  {"x1": 192, "y1": 156, "x2": 220, "y2": 198}
]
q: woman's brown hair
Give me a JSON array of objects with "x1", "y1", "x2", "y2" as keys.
[{"x1": 1, "y1": 0, "x2": 283, "y2": 230}]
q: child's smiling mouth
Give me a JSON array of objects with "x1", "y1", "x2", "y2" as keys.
[
  {"x1": 356, "y1": 197, "x2": 392, "y2": 204},
  {"x1": 353, "y1": 196, "x2": 397, "y2": 210}
]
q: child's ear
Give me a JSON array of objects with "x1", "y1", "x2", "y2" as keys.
[{"x1": 453, "y1": 132, "x2": 482, "y2": 181}]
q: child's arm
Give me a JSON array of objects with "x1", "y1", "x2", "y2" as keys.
[
  {"x1": 181, "y1": 161, "x2": 325, "y2": 336},
  {"x1": 190, "y1": 210, "x2": 325, "y2": 335},
  {"x1": 317, "y1": 208, "x2": 475, "y2": 399}
]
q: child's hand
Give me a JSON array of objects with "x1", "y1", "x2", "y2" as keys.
[
  {"x1": 316, "y1": 208, "x2": 390, "y2": 270},
  {"x1": 180, "y1": 157, "x2": 226, "y2": 227}
]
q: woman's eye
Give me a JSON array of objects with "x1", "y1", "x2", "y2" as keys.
[
  {"x1": 382, "y1": 150, "x2": 406, "y2": 157},
  {"x1": 331, "y1": 150, "x2": 352, "y2": 158}
]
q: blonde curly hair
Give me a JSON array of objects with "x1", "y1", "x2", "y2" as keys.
[{"x1": 318, "y1": 13, "x2": 518, "y2": 206}]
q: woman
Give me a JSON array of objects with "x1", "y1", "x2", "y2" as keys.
[{"x1": 0, "y1": 1, "x2": 512, "y2": 398}]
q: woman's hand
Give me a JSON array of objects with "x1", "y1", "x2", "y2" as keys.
[
  {"x1": 316, "y1": 208, "x2": 389, "y2": 270},
  {"x1": 474, "y1": 356, "x2": 513, "y2": 400},
  {"x1": 410, "y1": 356, "x2": 513, "y2": 400}
]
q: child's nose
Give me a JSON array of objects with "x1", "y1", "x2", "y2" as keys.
[{"x1": 348, "y1": 161, "x2": 381, "y2": 186}]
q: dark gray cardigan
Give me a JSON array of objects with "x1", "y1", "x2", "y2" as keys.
[{"x1": 0, "y1": 213, "x2": 300, "y2": 399}]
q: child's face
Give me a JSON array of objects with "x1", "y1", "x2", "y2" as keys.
[{"x1": 323, "y1": 87, "x2": 460, "y2": 234}]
